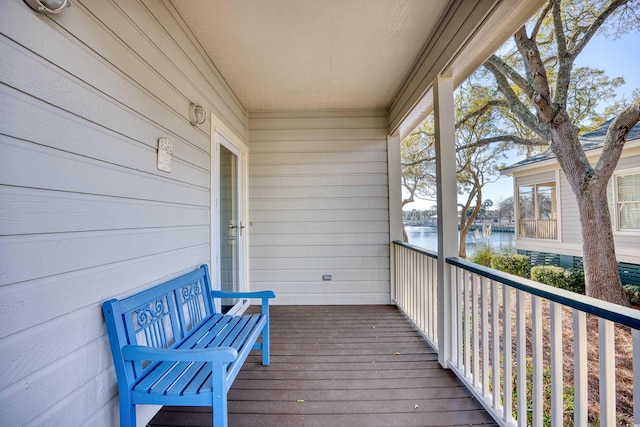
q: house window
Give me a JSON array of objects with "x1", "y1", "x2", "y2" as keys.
[
  {"x1": 607, "y1": 171, "x2": 640, "y2": 231},
  {"x1": 518, "y1": 182, "x2": 557, "y2": 239}
]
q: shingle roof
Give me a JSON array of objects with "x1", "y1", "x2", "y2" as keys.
[{"x1": 502, "y1": 119, "x2": 640, "y2": 171}]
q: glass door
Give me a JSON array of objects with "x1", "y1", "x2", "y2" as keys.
[{"x1": 216, "y1": 133, "x2": 245, "y2": 313}]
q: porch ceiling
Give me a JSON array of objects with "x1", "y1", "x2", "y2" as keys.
[
  {"x1": 173, "y1": 0, "x2": 446, "y2": 112},
  {"x1": 173, "y1": 0, "x2": 544, "y2": 128}
]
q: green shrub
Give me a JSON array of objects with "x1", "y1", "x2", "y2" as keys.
[
  {"x1": 472, "y1": 247, "x2": 494, "y2": 267},
  {"x1": 624, "y1": 284, "x2": 640, "y2": 305},
  {"x1": 490, "y1": 254, "x2": 530, "y2": 277},
  {"x1": 566, "y1": 268, "x2": 585, "y2": 293},
  {"x1": 531, "y1": 266, "x2": 585, "y2": 294}
]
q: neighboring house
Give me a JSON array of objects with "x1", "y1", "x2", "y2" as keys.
[{"x1": 502, "y1": 120, "x2": 640, "y2": 281}]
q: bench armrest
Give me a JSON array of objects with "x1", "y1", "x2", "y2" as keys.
[
  {"x1": 210, "y1": 290, "x2": 275, "y2": 300},
  {"x1": 122, "y1": 345, "x2": 238, "y2": 363}
]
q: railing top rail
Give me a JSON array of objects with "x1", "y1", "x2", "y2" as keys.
[
  {"x1": 393, "y1": 240, "x2": 438, "y2": 259},
  {"x1": 446, "y1": 256, "x2": 640, "y2": 330}
]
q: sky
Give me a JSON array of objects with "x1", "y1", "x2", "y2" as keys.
[{"x1": 403, "y1": 27, "x2": 640, "y2": 211}]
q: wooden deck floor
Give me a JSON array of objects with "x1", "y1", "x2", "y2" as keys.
[{"x1": 148, "y1": 305, "x2": 496, "y2": 427}]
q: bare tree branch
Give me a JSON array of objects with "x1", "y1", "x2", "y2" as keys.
[
  {"x1": 484, "y1": 60, "x2": 550, "y2": 139},
  {"x1": 408, "y1": 129, "x2": 434, "y2": 139},
  {"x1": 455, "y1": 99, "x2": 509, "y2": 128},
  {"x1": 402, "y1": 157, "x2": 435, "y2": 167},
  {"x1": 552, "y1": 0, "x2": 572, "y2": 110},
  {"x1": 571, "y1": 0, "x2": 631, "y2": 60},
  {"x1": 513, "y1": 26, "x2": 556, "y2": 123},
  {"x1": 457, "y1": 135, "x2": 548, "y2": 151},
  {"x1": 594, "y1": 102, "x2": 640, "y2": 183},
  {"x1": 485, "y1": 55, "x2": 534, "y2": 98},
  {"x1": 551, "y1": 1, "x2": 568, "y2": 58},
  {"x1": 531, "y1": 0, "x2": 555, "y2": 40}
]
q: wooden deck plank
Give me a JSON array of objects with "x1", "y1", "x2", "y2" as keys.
[
  {"x1": 227, "y1": 387, "x2": 473, "y2": 402},
  {"x1": 235, "y1": 365, "x2": 451, "y2": 380},
  {"x1": 245, "y1": 353, "x2": 438, "y2": 363},
  {"x1": 152, "y1": 410, "x2": 498, "y2": 427},
  {"x1": 148, "y1": 305, "x2": 496, "y2": 427},
  {"x1": 238, "y1": 360, "x2": 441, "y2": 371}
]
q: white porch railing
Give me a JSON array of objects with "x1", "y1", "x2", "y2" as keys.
[
  {"x1": 393, "y1": 241, "x2": 640, "y2": 427},
  {"x1": 394, "y1": 242, "x2": 439, "y2": 349},
  {"x1": 519, "y1": 219, "x2": 557, "y2": 240}
]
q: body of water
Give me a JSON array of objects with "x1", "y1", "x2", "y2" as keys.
[{"x1": 405, "y1": 226, "x2": 515, "y2": 259}]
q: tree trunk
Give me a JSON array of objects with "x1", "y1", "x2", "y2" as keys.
[
  {"x1": 458, "y1": 223, "x2": 468, "y2": 258},
  {"x1": 549, "y1": 116, "x2": 630, "y2": 306},
  {"x1": 575, "y1": 185, "x2": 629, "y2": 306},
  {"x1": 459, "y1": 200, "x2": 481, "y2": 258}
]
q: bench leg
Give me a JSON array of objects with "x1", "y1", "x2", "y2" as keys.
[
  {"x1": 119, "y1": 393, "x2": 136, "y2": 427},
  {"x1": 262, "y1": 322, "x2": 270, "y2": 366},
  {"x1": 212, "y1": 364, "x2": 228, "y2": 427},
  {"x1": 261, "y1": 298, "x2": 271, "y2": 366}
]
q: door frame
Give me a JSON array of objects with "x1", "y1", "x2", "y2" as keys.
[{"x1": 211, "y1": 114, "x2": 250, "y2": 314}]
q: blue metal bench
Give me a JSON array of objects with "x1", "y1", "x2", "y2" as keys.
[{"x1": 102, "y1": 264, "x2": 275, "y2": 427}]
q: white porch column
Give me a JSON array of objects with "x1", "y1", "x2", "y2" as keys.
[
  {"x1": 387, "y1": 132, "x2": 403, "y2": 303},
  {"x1": 434, "y1": 74, "x2": 456, "y2": 367}
]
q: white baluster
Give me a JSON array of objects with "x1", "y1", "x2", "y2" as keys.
[
  {"x1": 573, "y1": 309, "x2": 587, "y2": 427},
  {"x1": 532, "y1": 295, "x2": 543, "y2": 427},
  {"x1": 550, "y1": 301, "x2": 563, "y2": 426},
  {"x1": 599, "y1": 318, "x2": 615, "y2": 426}
]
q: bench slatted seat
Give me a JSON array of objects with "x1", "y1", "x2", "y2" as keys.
[{"x1": 102, "y1": 265, "x2": 274, "y2": 427}]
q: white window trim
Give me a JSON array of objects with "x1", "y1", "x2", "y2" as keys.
[
  {"x1": 515, "y1": 176, "x2": 561, "y2": 242},
  {"x1": 555, "y1": 169, "x2": 563, "y2": 242},
  {"x1": 609, "y1": 166, "x2": 640, "y2": 235}
]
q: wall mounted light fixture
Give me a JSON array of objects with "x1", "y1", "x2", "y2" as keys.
[
  {"x1": 189, "y1": 103, "x2": 207, "y2": 126},
  {"x1": 24, "y1": 0, "x2": 70, "y2": 14}
]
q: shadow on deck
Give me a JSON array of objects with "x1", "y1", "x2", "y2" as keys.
[{"x1": 148, "y1": 305, "x2": 496, "y2": 427}]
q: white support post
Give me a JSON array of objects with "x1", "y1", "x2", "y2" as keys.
[
  {"x1": 387, "y1": 133, "x2": 403, "y2": 304},
  {"x1": 434, "y1": 74, "x2": 457, "y2": 368}
]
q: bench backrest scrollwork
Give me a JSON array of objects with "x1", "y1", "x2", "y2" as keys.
[{"x1": 103, "y1": 265, "x2": 215, "y2": 383}]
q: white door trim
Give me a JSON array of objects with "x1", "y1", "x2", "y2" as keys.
[{"x1": 210, "y1": 115, "x2": 250, "y2": 313}]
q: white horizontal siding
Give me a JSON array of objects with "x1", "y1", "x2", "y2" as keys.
[
  {"x1": 559, "y1": 170, "x2": 582, "y2": 244},
  {"x1": 0, "y1": 226, "x2": 208, "y2": 286},
  {"x1": 515, "y1": 170, "x2": 556, "y2": 187},
  {"x1": 248, "y1": 111, "x2": 390, "y2": 305},
  {"x1": 0, "y1": 0, "x2": 245, "y2": 426},
  {"x1": 616, "y1": 153, "x2": 640, "y2": 169},
  {"x1": 0, "y1": 187, "x2": 209, "y2": 235},
  {"x1": 253, "y1": 268, "x2": 389, "y2": 284}
]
